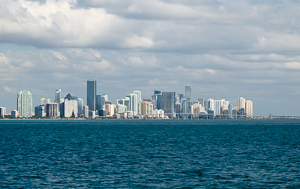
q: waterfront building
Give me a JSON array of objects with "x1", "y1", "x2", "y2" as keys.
[
  {"x1": 116, "y1": 97, "x2": 130, "y2": 113},
  {"x1": 220, "y1": 105, "x2": 228, "y2": 116},
  {"x1": 87, "y1": 80, "x2": 97, "y2": 111},
  {"x1": 77, "y1": 98, "x2": 83, "y2": 117},
  {"x1": 0, "y1": 107, "x2": 6, "y2": 118},
  {"x1": 192, "y1": 102, "x2": 205, "y2": 118},
  {"x1": 214, "y1": 99, "x2": 229, "y2": 115},
  {"x1": 204, "y1": 98, "x2": 215, "y2": 114},
  {"x1": 61, "y1": 93, "x2": 78, "y2": 118},
  {"x1": 116, "y1": 104, "x2": 127, "y2": 114},
  {"x1": 89, "y1": 111, "x2": 96, "y2": 118},
  {"x1": 138, "y1": 101, "x2": 151, "y2": 117},
  {"x1": 11, "y1": 110, "x2": 18, "y2": 118},
  {"x1": 55, "y1": 89, "x2": 61, "y2": 104},
  {"x1": 133, "y1": 90, "x2": 142, "y2": 114},
  {"x1": 127, "y1": 111, "x2": 134, "y2": 119},
  {"x1": 46, "y1": 103, "x2": 59, "y2": 118},
  {"x1": 175, "y1": 103, "x2": 181, "y2": 119},
  {"x1": 83, "y1": 105, "x2": 89, "y2": 117},
  {"x1": 96, "y1": 95, "x2": 105, "y2": 111},
  {"x1": 99, "y1": 109, "x2": 107, "y2": 117},
  {"x1": 228, "y1": 104, "x2": 233, "y2": 118},
  {"x1": 162, "y1": 92, "x2": 176, "y2": 118},
  {"x1": 130, "y1": 93, "x2": 138, "y2": 116},
  {"x1": 17, "y1": 91, "x2": 32, "y2": 118},
  {"x1": 35, "y1": 105, "x2": 45, "y2": 118},
  {"x1": 152, "y1": 90, "x2": 162, "y2": 110},
  {"x1": 238, "y1": 97, "x2": 246, "y2": 111},
  {"x1": 245, "y1": 100, "x2": 253, "y2": 118},
  {"x1": 152, "y1": 109, "x2": 164, "y2": 118},
  {"x1": 105, "y1": 102, "x2": 115, "y2": 116}
]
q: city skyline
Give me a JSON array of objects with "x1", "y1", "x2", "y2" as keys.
[
  {"x1": 0, "y1": 81, "x2": 256, "y2": 119},
  {"x1": 1, "y1": 1, "x2": 300, "y2": 116},
  {"x1": 0, "y1": 82, "x2": 286, "y2": 117}
]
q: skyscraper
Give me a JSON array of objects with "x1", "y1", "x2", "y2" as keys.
[
  {"x1": 61, "y1": 93, "x2": 78, "y2": 118},
  {"x1": 55, "y1": 89, "x2": 61, "y2": 103},
  {"x1": 0, "y1": 107, "x2": 6, "y2": 118},
  {"x1": 130, "y1": 93, "x2": 138, "y2": 116},
  {"x1": 17, "y1": 91, "x2": 32, "y2": 118},
  {"x1": 87, "y1": 80, "x2": 97, "y2": 111},
  {"x1": 162, "y1": 92, "x2": 176, "y2": 118},
  {"x1": 185, "y1": 86, "x2": 191, "y2": 101},
  {"x1": 46, "y1": 103, "x2": 59, "y2": 118},
  {"x1": 77, "y1": 98, "x2": 84, "y2": 117},
  {"x1": 152, "y1": 90, "x2": 162, "y2": 110},
  {"x1": 245, "y1": 100, "x2": 253, "y2": 118},
  {"x1": 238, "y1": 97, "x2": 246, "y2": 111},
  {"x1": 96, "y1": 95, "x2": 104, "y2": 111},
  {"x1": 133, "y1": 90, "x2": 142, "y2": 104}
]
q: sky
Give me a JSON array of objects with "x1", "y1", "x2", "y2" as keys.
[{"x1": 0, "y1": 0, "x2": 300, "y2": 116}]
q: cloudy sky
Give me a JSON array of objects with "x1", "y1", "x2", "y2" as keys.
[{"x1": 1, "y1": 0, "x2": 300, "y2": 116}]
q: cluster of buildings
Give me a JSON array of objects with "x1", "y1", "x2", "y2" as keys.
[{"x1": 0, "y1": 80, "x2": 253, "y2": 119}]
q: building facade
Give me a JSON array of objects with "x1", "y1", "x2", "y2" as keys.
[
  {"x1": 17, "y1": 91, "x2": 32, "y2": 118},
  {"x1": 162, "y1": 92, "x2": 176, "y2": 118},
  {"x1": 0, "y1": 107, "x2": 6, "y2": 118},
  {"x1": 245, "y1": 100, "x2": 253, "y2": 118},
  {"x1": 238, "y1": 97, "x2": 246, "y2": 111},
  {"x1": 55, "y1": 89, "x2": 61, "y2": 104},
  {"x1": 46, "y1": 103, "x2": 59, "y2": 118},
  {"x1": 87, "y1": 80, "x2": 97, "y2": 111}
]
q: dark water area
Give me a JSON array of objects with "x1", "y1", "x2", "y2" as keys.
[{"x1": 0, "y1": 119, "x2": 300, "y2": 188}]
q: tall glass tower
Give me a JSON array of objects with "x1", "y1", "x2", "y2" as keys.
[
  {"x1": 55, "y1": 89, "x2": 61, "y2": 103},
  {"x1": 162, "y1": 92, "x2": 176, "y2": 118},
  {"x1": 17, "y1": 91, "x2": 32, "y2": 118},
  {"x1": 87, "y1": 80, "x2": 97, "y2": 111},
  {"x1": 185, "y1": 86, "x2": 191, "y2": 101}
]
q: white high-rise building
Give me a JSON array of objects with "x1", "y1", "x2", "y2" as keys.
[
  {"x1": 214, "y1": 99, "x2": 230, "y2": 115},
  {"x1": 0, "y1": 107, "x2": 6, "y2": 118},
  {"x1": 63, "y1": 94, "x2": 78, "y2": 118},
  {"x1": 17, "y1": 91, "x2": 32, "y2": 118},
  {"x1": 55, "y1": 89, "x2": 61, "y2": 104},
  {"x1": 130, "y1": 93, "x2": 138, "y2": 116},
  {"x1": 77, "y1": 98, "x2": 83, "y2": 117},
  {"x1": 238, "y1": 97, "x2": 246, "y2": 111},
  {"x1": 245, "y1": 100, "x2": 253, "y2": 118},
  {"x1": 139, "y1": 101, "x2": 151, "y2": 116},
  {"x1": 133, "y1": 90, "x2": 142, "y2": 104},
  {"x1": 102, "y1": 94, "x2": 109, "y2": 102},
  {"x1": 207, "y1": 98, "x2": 215, "y2": 111},
  {"x1": 133, "y1": 90, "x2": 142, "y2": 115},
  {"x1": 116, "y1": 97, "x2": 130, "y2": 113}
]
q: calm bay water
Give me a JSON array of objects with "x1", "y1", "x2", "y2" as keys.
[{"x1": 0, "y1": 119, "x2": 299, "y2": 188}]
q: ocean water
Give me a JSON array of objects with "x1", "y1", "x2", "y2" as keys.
[{"x1": 0, "y1": 119, "x2": 299, "y2": 188}]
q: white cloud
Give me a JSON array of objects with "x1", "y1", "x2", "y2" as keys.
[
  {"x1": 3, "y1": 86, "x2": 13, "y2": 92},
  {"x1": 1, "y1": 0, "x2": 300, "y2": 115},
  {"x1": 49, "y1": 50, "x2": 67, "y2": 61},
  {"x1": 0, "y1": 53, "x2": 10, "y2": 64}
]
